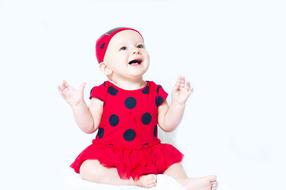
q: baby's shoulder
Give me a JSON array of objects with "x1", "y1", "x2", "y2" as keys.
[
  {"x1": 90, "y1": 81, "x2": 108, "y2": 90},
  {"x1": 147, "y1": 80, "x2": 164, "y2": 91},
  {"x1": 89, "y1": 81, "x2": 108, "y2": 100}
]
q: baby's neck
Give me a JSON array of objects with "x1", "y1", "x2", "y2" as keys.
[{"x1": 109, "y1": 79, "x2": 146, "y2": 90}]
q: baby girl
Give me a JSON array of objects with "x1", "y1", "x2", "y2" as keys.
[{"x1": 58, "y1": 27, "x2": 217, "y2": 190}]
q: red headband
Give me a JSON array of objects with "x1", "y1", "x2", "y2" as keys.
[{"x1": 95, "y1": 27, "x2": 143, "y2": 63}]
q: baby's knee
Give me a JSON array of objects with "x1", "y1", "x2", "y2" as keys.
[{"x1": 79, "y1": 160, "x2": 104, "y2": 182}]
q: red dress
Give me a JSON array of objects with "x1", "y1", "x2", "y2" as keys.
[{"x1": 70, "y1": 80, "x2": 183, "y2": 180}]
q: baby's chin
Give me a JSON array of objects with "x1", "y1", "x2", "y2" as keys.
[{"x1": 127, "y1": 67, "x2": 149, "y2": 77}]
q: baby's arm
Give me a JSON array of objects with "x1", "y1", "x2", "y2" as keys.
[
  {"x1": 158, "y1": 76, "x2": 193, "y2": 132},
  {"x1": 58, "y1": 81, "x2": 103, "y2": 134},
  {"x1": 71, "y1": 99, "x2": 103, "y2": 134}
]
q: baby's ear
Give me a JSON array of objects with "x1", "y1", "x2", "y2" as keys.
[{"x1": 99, "y1": 62, "x2": 112, "y2": 76}]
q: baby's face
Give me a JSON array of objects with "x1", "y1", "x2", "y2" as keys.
[{"x1": 103, "y1": 30, "x2": 150, "y2": 80}]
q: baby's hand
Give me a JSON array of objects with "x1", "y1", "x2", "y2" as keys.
[
  {"x1": 171, "y1": 76, "x2": 193, "y2": 105},
  {"x1": 58, "y1": 80, "x2": 86, "y2": 107}
]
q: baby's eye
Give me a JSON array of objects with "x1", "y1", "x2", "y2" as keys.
[
  {"x1": 137, "y1": 44, "x2": 144, "y2": 48},
  {"x1": 119, "y1": 46, "x2": 127, "y2": 51}
]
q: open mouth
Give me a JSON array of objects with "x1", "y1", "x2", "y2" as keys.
[{"x1": 128, "y1": 59, "x2": 143, "y2": 65}]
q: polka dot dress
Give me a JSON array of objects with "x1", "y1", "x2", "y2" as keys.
[{"x1": 70, "y1": 81, "x2": 183, "y2": 180}]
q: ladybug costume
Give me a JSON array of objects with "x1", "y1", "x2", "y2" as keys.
[{"x1": 70, "y1": 80, "x2": 183, "y2": 180}]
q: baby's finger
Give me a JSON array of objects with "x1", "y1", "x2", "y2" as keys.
[
  {"x1": 174, "y1": 76, "x2": 182, "y2": 90},
  {"x1": 58, "y1": 80, "x2": 68, "y2": 90},
  {"x1": 58, "y1": 85, "x2": 64, "y2": 92},
  {"x1": 178, "y1": 75, "x2": 185, "y2": 82},
  {"x1": 58, "y1": 87, "x2": 66, "y2": 99},
  {"x1": 186, "y1": 81, "x2": 194, "y2": 93},
  {"x1": 211, "y1": 182, "x2": 217, "y2": 188},
  {"x1": 179, "y1": 76, "x2": 185, "y2": 83},
  {"x1": 58, "y1": 85, "x2": 63, "y2": 93},
  {"x1": 63, "y1": 80, "x2": 70, "y2": 88},
  {"x1": 186, "y1": 81, "x2": 191, "y2": 90},
  {"x1": 79, "y1": 82, "x2": 87, "y2": 92},
  {"x1": 58, "y1": 85, "x2": 68, "y2": 95},
  {"x1": 212, "y1": 181, "x2": 217, "y2": 185},
  {"x1": 177, "y1": 75, "x2": 184, "y2": 85},
  {"x1": 179, "y1": 76, "x2": 186, "y2": 88}
]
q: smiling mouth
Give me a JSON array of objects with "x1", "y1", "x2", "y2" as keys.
[{"x1": 128, "y1": 59, "x2": 143, "y2": 65}]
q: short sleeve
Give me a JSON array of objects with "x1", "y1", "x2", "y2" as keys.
[
  {"x1": 89, "y1": 82, "x2": 107, "y2": 101},
  {"x1": 155, "y1": 84, "x2": 168, "y2": 106}
]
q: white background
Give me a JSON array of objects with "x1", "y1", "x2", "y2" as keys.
[{"x1": 0, "y1": 0, "x2": 285, "y2": 189}]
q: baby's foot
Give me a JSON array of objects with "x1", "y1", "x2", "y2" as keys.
[
  {"x1": 135, "y1": 174, "x2": 157, "y2": 188},
  {"x1": 178, "y1": 175, "x2": 217, "y2": 190}
]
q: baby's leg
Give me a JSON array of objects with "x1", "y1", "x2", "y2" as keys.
[
  {"x1": 80, "y1": 160, "x2": 157, "y2": 188},
  {"x1": 164, "y1": 162, "x2": 217, "y2": 190}
]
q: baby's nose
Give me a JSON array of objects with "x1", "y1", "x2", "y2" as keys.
[{"x1": 132, "y1": 48, "x2": 140, "y2": 54}]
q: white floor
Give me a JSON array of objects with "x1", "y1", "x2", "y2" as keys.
[{"x1": 63, "y1": 168, "x2": 185, "y2": 190}]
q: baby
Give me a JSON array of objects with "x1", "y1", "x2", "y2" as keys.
[{"x1": 58, "y1": 27, "x2": 217, "y2": 190}]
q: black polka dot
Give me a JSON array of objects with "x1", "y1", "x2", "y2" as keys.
[
  {"x1": 125, "y1": 97, "x2": 137, "y2": 109},
  {"x1": 155, "y1": 96, "x2": 164, "y2": 107},
  {"x1": 108, "y1": 86, "x2": 118, "y2": 95},
  {"x1": 141, "y1": 112, "x2": 152, "y2": 125},
  {"x1": 156, "y1": 85, "x2": 162, "y2": 93},
  {"x1": 142, "y1": 86, "x2": 149, "y2": 94},
  {"x1": 153, "y1": 126, "x2": 158, "y2": 137},
  {"x1": 100, "y1": 42, "x2": 105, "y2": 49},
  {"x1": 109, "y1": 114, "x2": 119, "y2": 126},
  {"x1": 123, "y1": 129, "x2": 136, "y2": 141},
  {"x1": 106, "y1": 27, "x2": 123, "y2": 35},
  {"x1": 97, "y1": 127, "x2": 104, "y2": 139}
]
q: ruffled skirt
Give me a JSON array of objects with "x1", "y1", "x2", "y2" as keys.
[{"x1": 70, "y1": 140, "x2": 183, "y2": 180}]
